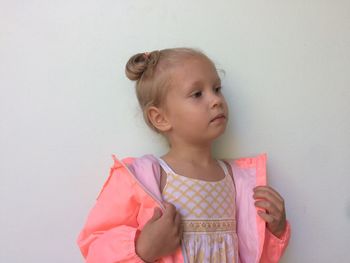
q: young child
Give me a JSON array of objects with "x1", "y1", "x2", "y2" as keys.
[{"x1": 77, "y1": 48, "x2": 291, "y2": 262}]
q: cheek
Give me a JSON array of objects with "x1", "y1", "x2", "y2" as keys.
[{"x1": 222, "y1": 98, "x2": 229, "y2": 111}]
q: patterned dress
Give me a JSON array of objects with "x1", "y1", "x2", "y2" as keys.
[{"x1": 158, "y1": 158, "x2": 239, "y2": 263}]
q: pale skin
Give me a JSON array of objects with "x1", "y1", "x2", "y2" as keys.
[
  {"x1": 135, "y1": 55, "x2": 287, "y2": 261},
  {"x1": 135, "y1": 203, "x2": 182, "y2": 262}
]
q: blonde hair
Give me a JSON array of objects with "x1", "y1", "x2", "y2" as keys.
[{"x1": 125, "y1": 47, "x2": 210, "y2": 132}]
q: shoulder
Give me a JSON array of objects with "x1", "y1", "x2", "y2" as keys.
[
  {"x1": 221, "y1": 153, "x2": 268, "y2": 186},
  {"x1": 115, "y1": 154, "x2": 163, "y2": 195},
  {"x1": 221, "y1": 153, "x2": 267, "y2": 170},
  {"x1": 124, "y1": 154, "x2": 160, "y2": 177},
  {"x1": 103, "y1": 154, "x2": 158, "y2": 190},
  {"x1": 221, "y1": 160, "x2": 234, "y2": 181}
]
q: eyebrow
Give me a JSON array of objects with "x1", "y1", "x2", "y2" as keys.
[{"x1": 187, "y1": 78, "x2": 221, "y2": 90}]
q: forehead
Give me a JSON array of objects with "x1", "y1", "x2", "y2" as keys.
[{"x1": 167, "y1": 56, "x2": 220, "y2": 90}]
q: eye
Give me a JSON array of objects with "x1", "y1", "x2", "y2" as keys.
[
  {"x1": 192, "y1": 91, "x2": 202, "y2": 98},
  {"x1": 214, "y1": 86, "x2": 222, "y2": 93}
]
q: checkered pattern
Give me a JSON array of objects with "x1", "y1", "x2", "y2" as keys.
[{"x1": 163, "y1": 172, "x2": 235, "y2": 219}]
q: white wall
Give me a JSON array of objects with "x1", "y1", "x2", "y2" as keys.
[{"x1": 1, "y1": 1, "x2": 349, "y2": 262}]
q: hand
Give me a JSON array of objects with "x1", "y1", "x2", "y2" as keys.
[
  {"x1": 135, "y1": 203, "x2": 182, "y2": 262},
  {"x1": 253, "y1": 186, "x2": 287, "y2": 238}
]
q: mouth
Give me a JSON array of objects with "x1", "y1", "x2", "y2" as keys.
[{"x1": 210, "y1": 113, "x2": 226, "y2": 123}]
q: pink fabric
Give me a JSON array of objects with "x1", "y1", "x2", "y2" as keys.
[
  {"x1": 77, "y1": 153, "x2": 290, "y2": 262},
  {"x1": 125, "y1": 154, "x2": 164, "y2": 205},
  {"x1": 260, "y1": 223, "x2": 291, "y2": 263},
  {"x1": 227, "y1": 154, "x2": 267, "y2": 263},
  {"x1": 255, "y1": 155, "x2": 267, "y2": 262}
]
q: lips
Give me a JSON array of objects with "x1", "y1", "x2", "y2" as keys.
[{"x1": 210, "y1": 113, "x2": 226, "y2": 123}]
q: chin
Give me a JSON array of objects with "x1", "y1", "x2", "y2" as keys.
[{"x1": 209, "y1": 126, "x2": 227, "y2": 141}]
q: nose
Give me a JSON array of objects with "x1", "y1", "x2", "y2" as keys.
[{"x1": 210, "y1": 92, "x2": 224, "y2": 108}]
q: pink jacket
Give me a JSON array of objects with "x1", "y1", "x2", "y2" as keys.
[{"x1": 77, "y1": 153, "x2": 290, "y2": 262}]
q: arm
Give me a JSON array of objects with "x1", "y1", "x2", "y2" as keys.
[
  {"x1": 254, "y1": 186, "x2": 291, "y2": 263},
  {"x1": 260, "y1": 221, "x2": 291, "y2": 263},
  {"x1": 77, "y1": 166, "x2": 144, "y2": 263}
]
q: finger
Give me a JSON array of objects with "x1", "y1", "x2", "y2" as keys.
[
  {"x1": 255, "y1": 200, "x2": 280, "y2": 216},
  {"x1": 163, "y1": 202, "x2": 177, "y2": 219},
  {"x1": 149, "y1": 207, "x2": 163, "y2": 222},
  {"x1": 174, "y1": 212, "x2": 182, "y2": 226},
  {"x1": 178, "y1": 223, "x2": 184, "y2": 237},
  {"x1": 254, "y1": 186, "x2": 284, "y2": 203},
  {"x1": 253, "y1": 191, "x2": 283, "y2": 212},
  {"x1": 253, "y1": 188, "x2": 284, "y2": 211},
  {"x1": 257, "y1": 210, "x2": 274, "y2": 223},
  {"x1": 174, "y1": 214, "x2": 183, "y2": 236},
  {"x1": 254, "y1": 186, "x2": 283, "y2": 201}
]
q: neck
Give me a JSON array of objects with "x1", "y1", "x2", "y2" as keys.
[{"x1": 163, "y1": 141, "x2": 215, "y2": 166}]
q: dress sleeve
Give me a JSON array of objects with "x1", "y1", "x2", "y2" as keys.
[
  {"x1": 260, "y1": 220, "x2": 291, "y2": 263},
  {"x1": 77, "y1": 165, "x2": 145, "y2": 263}
]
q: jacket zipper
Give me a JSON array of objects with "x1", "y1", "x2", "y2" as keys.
[{"x1": 119, "y1": 160, "x2": 166, "y2": 211}]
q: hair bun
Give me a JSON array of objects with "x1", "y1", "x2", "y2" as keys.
[{"x1": 125, "y1": 51, "x2": 160, "y2": 81}]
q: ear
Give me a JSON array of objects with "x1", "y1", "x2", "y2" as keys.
[{"x1": 147, "y1": 106, "x2": 172, "y2": 132}]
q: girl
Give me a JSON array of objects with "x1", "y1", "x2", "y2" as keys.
[{"x1": 77, "y1": 48, "x2": 291, "y2": 262}]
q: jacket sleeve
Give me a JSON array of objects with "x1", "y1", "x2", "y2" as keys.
[
  {"x1": 77, "y1": 165, "x2": 144, "y2": 263},
  {"x1": 260, "y1": 220, "x2": 291, "y2": 263}
]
